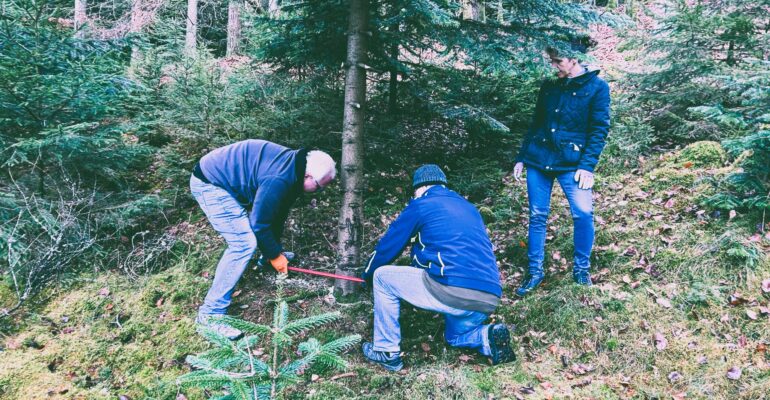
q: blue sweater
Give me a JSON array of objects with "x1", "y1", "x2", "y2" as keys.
[
  {"x1": 198, "y1": 140, "x2": 305, "y2": 259},
  {"x1": 362, "y1": 186, "x2": 502, "y2": 297}
]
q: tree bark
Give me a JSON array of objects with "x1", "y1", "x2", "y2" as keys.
[
  {"x1": 74, "y1": 0, "x2": 87, "y2": 38},
  {"x1": 185, "y1": 0, "x2": 198, "y2": 55},
  {"x1": 226, "y1": 0, "x2": 242, "y2": 57},
  {"x1": 463, "y1": 0, "x2": 480, "y2": 21},
  {"x1": 268, "y1": 0, "x2": 279, "y2": 16},
  {"x1": 129, "y1": 0, "x2": 143, "y2": 73},
  {"x1": 388, "y1": 41, "x2": 398, "y2": 114},
  {"x1": 336, "y1": 0, "x2": 368, "y2": 295}
]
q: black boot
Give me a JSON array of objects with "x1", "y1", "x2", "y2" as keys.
[
  {"x1": 573, "y1": 270, "x2": 592, "y2": 286},
  {"x1": 515, "y1": 269, "x2": 544, "y2": 297},
  {"x1": 487, "y1": 324, "x2": 516, "y2": 365}
]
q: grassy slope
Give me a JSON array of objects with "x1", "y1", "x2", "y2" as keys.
[{"x1": 1, "y1": 145, "x2": 768, "y2": 400}]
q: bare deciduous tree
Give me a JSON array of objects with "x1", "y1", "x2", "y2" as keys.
[
  {"x1": 226, "y1": 0, "x2": 242, "y2": 57},
  {"x1": 185, "y1": 0, "x2": 198, "y2": 54},
  {"x1": 74, "y1": 0, "x2": 87, "y2": 37}
]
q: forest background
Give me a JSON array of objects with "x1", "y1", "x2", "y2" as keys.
[{"x1": 0, "y1": 0, "x2": 769, "y2": 398}]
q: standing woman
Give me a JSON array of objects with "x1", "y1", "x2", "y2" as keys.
[{"x1": 512, "y1": 38, "x2": 611, "y2": 296}]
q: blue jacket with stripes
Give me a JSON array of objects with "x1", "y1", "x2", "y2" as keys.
[{"x1": 362, "y1": 185, "x2": 501, "y2": 297}]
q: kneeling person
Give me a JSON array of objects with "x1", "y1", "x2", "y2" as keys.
[{"x1": 361, "y1": 164, "x2": 515, "y2": 371}]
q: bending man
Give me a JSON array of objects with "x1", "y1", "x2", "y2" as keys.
[{"x1": 190, "y1": 139, "x2": 336, "y2": 339}]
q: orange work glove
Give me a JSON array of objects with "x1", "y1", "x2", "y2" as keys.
[{"x1": 270, "y1": 254, "x2": 289, "y2": 274}]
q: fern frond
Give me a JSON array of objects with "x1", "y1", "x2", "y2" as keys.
[
  {"x1": 297, "y1": 338, "x2": 321, "y2": 355},
  {"x1": 197, "y1": 326, "x2": 237, "y2": 349},
  {"x1": 176, "y1": 370, "x2": 231, "y2": 389},
  {"x1": 229, "y1": 380, "x2": 253, "y2": 400},
  {"x1": 236, "y1": 335, "x2": 262, "y2": 354},
  {"x1": 212, "y1": 355, "x2": 249, "y2": 371},
  {"x1": 185, "y1": 355, "x2": 214, "y2": 370},
  {"x1": 320, "y1": 334, "x2": 361, "y2": 355},
  {"x1": 246, "y1": 358, "x2": 271, "y2": 376},
  {"x1": 255, "y1": 384, "x2": 272, "y2": 400},
  {"x1": 213, "y1": 315, "x2": 272, "y2": 336},
  {"x1": 282, "y1": 312, "x2": 341, "y2": 335},
  {"x1": 314, "y1": 353, "x2": 348, "y2": 371},
  {"x1": 198, "y1": 347, "x2": 237, "y2": 362}
]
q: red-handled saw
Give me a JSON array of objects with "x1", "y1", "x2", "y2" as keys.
[{"x1": 287, "y1": 266, "x2": 365, "y2": 283}]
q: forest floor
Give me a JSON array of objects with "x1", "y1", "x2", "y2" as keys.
[{"x1": 1, "y1": 141, "x2": 769, "y2": 399}]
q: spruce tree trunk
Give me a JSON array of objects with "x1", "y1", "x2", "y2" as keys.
[
  {"x1": 129, "y1": 0, "x2": 142, "y2": 73},
  {"x1": 268, "y1": 0, "x2": 279, "y2": 16},
  {"x1": 336, "y1": 0, "x2": 368, "y2": 295},
  {"x1": 226, "y1": 0, "x2": 241, "y2": 57},
  {"x1": 463, "y1": 0, "x2": 480, "y2": 21},
  {"x1": 388, "y1": 40, "x2": 398, "y2": 114},
  {"x1": 185, "y1": 0, "x2": 198, "y2": 54},
  {"x1": 74, "y1": 0, "x2": 87, "y2": 38}
]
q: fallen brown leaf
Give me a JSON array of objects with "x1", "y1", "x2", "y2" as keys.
[
  {"x1": 98, "y1": 287, "x2": 110, "y2": 297},
  {"x1": 746, "y1": 310, "x2": 758, "y2": 320},
  {"x1": 729, "y1": 293, "x2": 748, "y2": 306},
  {"x1": 726, "y1": 366, "x2": 742, "y2": 380},
  {"x1": 762, "y1": 279, "x2": 770, "y2": 293},
  {"x1": 656, "y1": 297, "x2": 672, "y2": 309},
  {"x1": 571, "y1": 377, "x2": 592, "y2": 388},
  {"x1": 668, "y1": 371, "x2": 683, "y2": 383},
  {"x1": 654, "y1": 331, "x2": 668, "y2": 351},
  {"x1": 421, "y1": 342, "x2": 431, "y2": 353}
]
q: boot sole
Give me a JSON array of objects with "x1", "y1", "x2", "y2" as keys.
[{"x1": 489, "y1": 325, "x2": 516, "y2": 365}]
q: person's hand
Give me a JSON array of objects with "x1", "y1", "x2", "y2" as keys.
[
  {"x1": 513, "y1": 162, "x2": 525, "y2": 181},
  {"x1": 270, "y1": 254, "x2": 289, "y2": 274},
  {"x1": 256, "y1": 251, "x2": 295, "y2": 269},
  {"x1": 574, "y1": 169, "x2": 595, "y2": 190}
]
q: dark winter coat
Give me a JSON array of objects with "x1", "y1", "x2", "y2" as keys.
[
  {"x1": 362, "y1": 186, "x2": 502, "y2": 297},
  {"x1": 515, "y1": 66, "x2": 611, "y2": 173}
]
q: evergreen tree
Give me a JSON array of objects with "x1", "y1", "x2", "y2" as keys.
[
  {"x1": 624, "y1": 0, "x2": 769, "y2": 211},
  {"x1": 177, "y1": 274, "x2": 361, "y2": 399},
  {"x1": 245, "y1": 0, "x2": 614, "y2": 290}
]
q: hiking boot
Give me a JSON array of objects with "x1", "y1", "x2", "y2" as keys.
[
  {"x1": 573, "y1": 270, "x2": 592, "y2": 286},
  {"x1": 515, "y1": 271, "x2": 544, "y2": 297},
  {"x1": 196, "y1": 314, "x2": 243, "y2": 340},
  {"x1": 362, "y1": 342, "x2": 403, "y2": 372},
  {"x1": 487, "y1": 324, "x2": 516, "y2": 365}
]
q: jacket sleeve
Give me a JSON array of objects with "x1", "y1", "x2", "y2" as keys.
[
  {"x1": 361, "y1": 201, "x2": 421, "y2": 282},
  {"x1": 577, "y1": 80, "x2": 611, "y2": 172},
  {"x1": 250, "y1": 177, "x2": 291, "y2": 259},
  {"x1": 515, "y1": 80, "x2": 548, "y2": 163},
  {"x1": 270, "y1": 193, "x2": 297, "y2": 244}
]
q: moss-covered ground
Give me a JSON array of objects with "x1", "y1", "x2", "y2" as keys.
[{"x1": 1, "y1": 146, "x2": 769, "y2": 399}]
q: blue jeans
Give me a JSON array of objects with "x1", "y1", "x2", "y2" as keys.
[
  {"x1": 526, "y1": 167, "x2": 594, "y2": 273},
  {"x1": 190, "y1": 175, "x2": 258, "y2": 317},
  {"x1": 372, "y1": 265, "x2": 491, "y2": 356}
]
